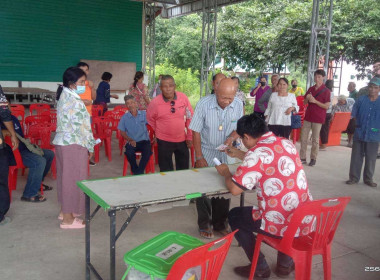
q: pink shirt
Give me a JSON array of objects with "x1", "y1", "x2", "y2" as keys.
[{"x1": 147, "y1": 92, "x2": 193, "y2": 142}]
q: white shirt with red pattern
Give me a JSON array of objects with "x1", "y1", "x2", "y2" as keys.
[{"x1": 232, "y1": 132, "x2": 314, "y2": 237}]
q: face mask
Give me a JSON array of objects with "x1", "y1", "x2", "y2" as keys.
[
  {"x1": 75, "y1": 85, "x2": 86, "y2": 94},
  {"x1": 260, "y1": 82, "x2": 266, "y2": 86},
  {"x1": 292, "y1": 84, "x2": 297, "y2": 89}
]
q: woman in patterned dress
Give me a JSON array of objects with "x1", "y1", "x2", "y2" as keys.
[
  {"x1": 53, "y1": 67, "x2": 96, "y2": 229},
  {"x1": 128, "y1": 71, "x2": 150, "y2": 110}
]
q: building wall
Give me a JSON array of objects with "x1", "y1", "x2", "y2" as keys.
[{"x1": 0, "y1": 0, "x2": 142, "y2": 82}]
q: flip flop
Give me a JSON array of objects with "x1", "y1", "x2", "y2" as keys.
[
  {"x1": 199, "y1": 228, "x2": 214, "y2": 239},
  {"x1": 42, "y1": 184, "x2": 53, "y2": 191},
  {"x1": 21, "y1": 194, "x2": 46, "y2": 203},
  {"x1": 60, "y1": 218, "x2": 85, "y2": 229},
  {"x1": 58, "y1": 213, "x2": 81, "y2": 220}
]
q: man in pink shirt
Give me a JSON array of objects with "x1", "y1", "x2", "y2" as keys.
[{"x1": 147, "y1": 75, "x2": 193, "y2": 171}]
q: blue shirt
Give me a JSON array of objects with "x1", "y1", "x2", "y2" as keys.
[
  {"x1": 117, "y1": 111, "x2": 149, "y2": 142},
  {"x1": 0, "y1": 115, "x2": 27, "y2": 151},
  {"x1": 351, "y1": 95, "x2": 380, "y2": 142},
  {"x1": 189, "y1": 95, "x2": 243, "y2": 165},
  {"x1": 96, "y1": 81, "x2": 111, "y2": 103}
]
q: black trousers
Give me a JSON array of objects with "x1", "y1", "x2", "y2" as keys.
[
  {"x1": 320, "y1": 113, "x2": 332, "y2": 144},
  {"x1": 196, "y1": 197, "x2": 230, "y2": 231},
  {"x1": 157, "y1": 139, "x2": 189, "y2": 172},
  {"x1": 228, "y1": 207, "x2": 293, "y2": 269},
  {"x1": 268, "y1": 125, "x2": 292, "y2": 139},
  {"x1": 125, "y1": 140, "x2": 152, "y2": 175},
  {"x1": 0, "y1": 149, "x2": 10, "y2": 222}
]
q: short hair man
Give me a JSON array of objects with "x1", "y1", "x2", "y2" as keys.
[
  {"x1": 348, "y1": 82, "x2": 358, "y2": 100},
  {"x1": 118, "y1": 95, "x2": 152, "y2": 175},
  {"x1": 215, "y1": 113, "x2": 313, "y2": 278},
  {"x1": 299, "y1": 69, "x2": 331, "y2": 166},
  {"x1": 332, "y1": 95, "x2": 356, "y2": 147},
  {"x1": 189, "y1": 78, "x2": 243, "y2": 239},
  {"x1": 346, "y1": 77, "x2": 380, "y2": 188},
  {"x1": 147, "y1": 75, "x2": 193, "y2": 171}
]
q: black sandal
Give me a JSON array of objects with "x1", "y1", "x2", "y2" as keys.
[
  {"x1": 21, "y1": 194, "x2": 47, "y2": 203},
  {"x1": 42, "y1": 184, "x2": 53, "y2": 191}
]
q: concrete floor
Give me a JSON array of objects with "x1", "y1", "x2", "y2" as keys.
[{"x1": 1, "y1": 137, "x2": 380, "y2": 280}]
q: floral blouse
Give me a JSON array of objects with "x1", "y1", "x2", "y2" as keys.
[
  {"x1": 129, "y1": 82, "x2": 149, "y2": 110},
  {"x1": 53, "y1": 87, "x2": 96, "y2": 152}
]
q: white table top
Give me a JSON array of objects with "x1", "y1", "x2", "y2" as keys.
[{"x1": 77, "y1": 165, "x2": 238, "y2": 210}]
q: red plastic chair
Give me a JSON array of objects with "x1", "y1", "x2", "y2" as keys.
[
  {"x1": 24, "y1": 115, "x2": 51, "y2": 140},
  {"x1": 249, "y1": 197, "x2": 351, "y2": 280},
  {"x1": 325, "y1": 112, "x2": 351, "y2": 146},
  {"x1": 10, "y1": 104, "x2": 25, "y2": 113},
  {"x1": 113, "y1": 105, "x2": 128, "y2": 113},
  {"x1": 41, "y1": 110, "x2": 57, "y2": 131},
  {"x1": 166, "y1": 230, "x2": 238, "y2": 280},
  {"x1": 38, "y1": 125, "x2": 57, "y2": 179},
  {"x1": 91, "y1": 105, "x2": 104, "y2": 117},
  {"x1": 92, "y1": 116, "x2": 112, "y2": 161},
  {"x1": 29, "y1": 103, "x2": 50, "y2": 116}
]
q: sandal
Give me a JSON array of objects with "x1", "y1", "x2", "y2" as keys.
[
  {"x1": 42, "y1": 184, "x2": 53, "y2": 191},
  {"x1": 60, "y1": 218, "x2": 85, "y2": 229},
  {"x1": 21, "y1": 194, "x2": 46, "y2": 203},
  {"x1": 58, "y1": 213, "x2": 82, "y2": 220},
  {"x1": 199, "y1": 228, "x2": 214, "y2": 239},
  {"x1": 214, "y1": 228, "x2": 232, "y2": 236}
]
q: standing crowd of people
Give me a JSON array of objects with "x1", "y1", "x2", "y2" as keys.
[{"x1": 1, "y1": 60, "x2": 379, "y2": 279}]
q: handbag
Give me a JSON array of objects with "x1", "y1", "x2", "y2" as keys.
[
  {"x1": 291, "y1": 112, "x2": 302, "y2": 129},
  {"x1": 16, "y1": 133, "x2": 44, "y2": 156}
]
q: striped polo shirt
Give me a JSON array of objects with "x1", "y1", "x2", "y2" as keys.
[{"x1": 189, "y1": 95, "x2": 243, "y2": 166}]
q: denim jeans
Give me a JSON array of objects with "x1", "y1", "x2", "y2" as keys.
[
  {"x1": 20, "y1": 149, "x2": 54, "y2": 198},
  {"x1": 0, "y1": 149, "x2": 10, "y2": 222},
  {"x1": 229, "y1": 207, "x2": 294, "y2": 269},
  {"x1": 125, "y1": 140, "x2": 152, "y2": 175}
]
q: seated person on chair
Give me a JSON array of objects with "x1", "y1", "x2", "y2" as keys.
[
  {"x1": 2, "y1": 102, "x2": 54, "y2": 202},
  {"x1": 215, "y1": 113, "x2": 313, "y2": 279},
  {"x1": 118, "y1": 95, "x2": 152, "y2": 175}
]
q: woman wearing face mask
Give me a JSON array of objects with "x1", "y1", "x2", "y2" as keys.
[
  {"x1": 53, "y1": 67, "x2": 96, "y2": 229},
  {"x1": 289, "y1": 79, "x2": 304, "y2": 97},
  {"x1": 250, "y1": 76, "x2": 271, "y2": 119},
  {"x1": 264, "y1": 78, "x2": 298, "y2": 138}
]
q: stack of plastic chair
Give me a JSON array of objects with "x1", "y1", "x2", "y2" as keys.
[
  {"x1": 122, "y1": 230, "x2": 238, "y2": 280},
  {"x1": 249, "y1": 197, "x2": 351, "y2": 280},
  {"x1": 41, "y1": 110, "x2": 57, "y2": 131},
  {"x1": 122, "y1": 124, "x2": 156, "y2": 175},
  {"x1": 292, "y1": 96, "x2": 307, "y2": 144},
  {"x1": 91, "y1": 105, "x2": 104, "y2": 117},
  {"x1": 24, "y1": 115, "x2": 51, "y2": 144},
  {"x1": 10, "y1": 104, "x2": 25, "y2": 113},
  {"x1": 92, "y1": 116, "x2": 112, "y2": 161},
  {"x1": 29, "y1": 103, "x2": 50, "y2": 116},
  {"x1": 113, "y1": 105, "x2": 128, "y2": 113}
]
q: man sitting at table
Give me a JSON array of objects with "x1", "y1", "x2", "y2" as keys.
[
  {"x1": 1, "y1": 101, "x2": 54, "y2": 202},
  {"x1": 215, "y1": 113, "x2": 313, "y2": 279},
  {"x1": 118, "y1": 95, "x2": 152, "y2": 175}
]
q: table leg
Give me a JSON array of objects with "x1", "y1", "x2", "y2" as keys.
[
  {"x1": 109, "y1": 210, "x2": 116, "y2": 280},
  {"x1": 85, "y1": 194, "x2": 91, "y2": 280},
  {"x1": 240, "y1": 192, "x2": 245, "y2": 207}
]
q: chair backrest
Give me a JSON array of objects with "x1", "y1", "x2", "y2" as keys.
[
  {"x1": 24, "y1": 115, "x2": 51, "y2": 137},
  {"x1": 113, "y1": 105, "x2": 128, "y2": 113},
  {"x1": 10, "y1": 104, "x2": 25, "y2": 113},
  {"x1": 166, "y1": 230, "x2": 238, "y2": 280},
  {"x1": 41, "y1": 110, "x2": 57, "y2": 124},
  {"x1": 279, "y1": 197, "x2": 351, "y2": 253},
  {"x1": 146, "y1": 124, "x2": 155, "y2": 142},
  {"x1": 329, "y1": 112, "x2": 351, "y2": 132},
  {"x1": 296, "y1": 96, "x2": 306, "y2": 112},
  {"x1": 11, "y1": 110, "x2": 25, "y2": 127},
  {"x1": 91, "y1": 116, "x2": 112, "y2": 136},
  {"x1": 92, "y1": 105, "x2": 104, "y2": 117},
  {"x1": 29, "y1": 103, "x2": 50, "y2": 116}
]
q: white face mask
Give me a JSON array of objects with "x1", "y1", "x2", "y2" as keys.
[{"x1": 75, "y1": 85, "x2": 86, "y2": 94}]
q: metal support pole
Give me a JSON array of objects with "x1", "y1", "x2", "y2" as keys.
[
  {"x1": 200, "y1": 0, "x2": 218, "y2": 97},
  {"x1": 85, "y1": 195, "x2": 91, "y2": 280},
  {"x1": 306, "y1": 0, "x2": 333, "y2": 88},
  {"x1": 143, "y1": 3, "x2": 156, "y2": 92},
  {"x1": 109, "y1": 210, "x2": 117, "y2": 280}
]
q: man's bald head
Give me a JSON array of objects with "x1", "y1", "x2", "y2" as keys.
[
  {"x1": 215, "y1": 78, "x2": 236, "y2": 109},
  {"x1": 212, "y1": 73, "x2": 227, "y2": 92}
]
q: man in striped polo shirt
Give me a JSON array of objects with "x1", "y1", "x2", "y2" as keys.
[{"x1": 189, "y1": 78, "x2": 243, "y2": 239}]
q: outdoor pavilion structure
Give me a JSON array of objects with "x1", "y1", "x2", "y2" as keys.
[{"x1": 137, "y1": 0, "x2": 333, "y2": 95}]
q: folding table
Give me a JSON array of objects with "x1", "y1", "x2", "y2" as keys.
[{"x1": 77, "y1": 165, "x2": 241, "y2": 280}]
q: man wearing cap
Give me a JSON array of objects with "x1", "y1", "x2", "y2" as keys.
[
  {"x1": 332, "y1": 95, "x2": 355, "y2": 147},
  {"x1": 346, "y1": 77, "x2": 380, "y2": 188}
]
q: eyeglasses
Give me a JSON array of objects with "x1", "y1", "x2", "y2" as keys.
[{"x1": 170, "y1": 101, "x2": 175, "y2": 113}]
